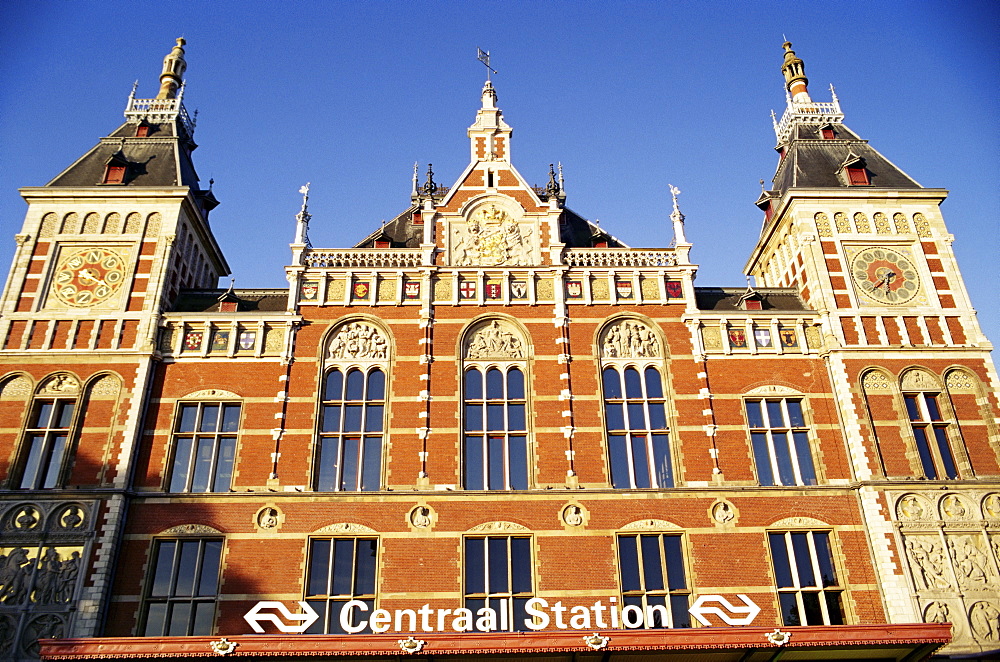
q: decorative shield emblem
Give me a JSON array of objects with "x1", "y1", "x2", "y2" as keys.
[
  {"x1": 184, "y1": 332, "x2": 203, "y2": 351},
  {"x1": 352, "y1": 282, "x2": 370, "y2": 299},
  {"x1": 404, "y1": 281, "x2": 420, "y2": 299},
  {"x1": 616, "y1": 280, "x2": 633, "y2": 298},
  {"x1": 211, "y1": 331, "x2": 230, "y2": 351},
  {"x1": 511, "y1": 281, "x2": 527, "y2": 299},
  {"x1": 754, "y1": 329, "x2": 772, "y2": 348},
  {"x1": 728, "y1": 328, "x2": 747, "y2": 348},
  {"x1": 566, "y1": 281, "x2": 582, "y2": 298},
  {"x1": 459, "y1": 281, "x2": 477, "y2": 299},
  {"x1": 239, "y1": 331, "x2": 256, "y2": 350},
  {"x1": 779, "y1": 328, "x2": 798, "y2": 348},
  {"x1": 666, "y1": 281, "x2": 683, "y2": 298},
  {"x1": 300, "y1": 282, "x2": 318, "y2": 300},
  {"x1": 486, "y1": 282, "x2": 502, "y2": 299}
]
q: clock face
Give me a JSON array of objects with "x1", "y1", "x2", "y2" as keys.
[
  {"x1": 51, "y1": 247, "x2": 128, "y2": 307},
  {"x1": 851, "y1": 247, "x2": 921, "y2": 305}
]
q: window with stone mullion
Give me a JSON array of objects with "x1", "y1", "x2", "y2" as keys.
[
  {"x1": 904, "y1": 392, "x2": 958, "y2": 480},
  {"x1": 19, "y1": 398, "x2": 76, "y2": 489},
  {"x1": 618, "y1": 533, "x2": 691, "y2": 628},
  {"x1": 316, "y1": 368, "x2": 385, "y2": 491},
  {"x1": 769, "y1": 531, "x2": 843, "y2": 626},
  {"x1": 142, "y1": 539, "x2": 222, "y2": 636},
  {"x1": 463, "y1": 365, "x2": 528, "y2": 490},
  {"x1": 168, "y1": 402, "x2": 239, "y2": 493},
  {"x1": 603, "y1": 365, "x2": 673, "y2": 489},
  {"x1": 304, "y1": 538, "x2": 378, "y2": 634},
  {"x1": 746, "y1": 398, "x2": 816, "y2": 486},
  {"x1": 464, "y1": 536, "x2": 533, "y2": 632}
]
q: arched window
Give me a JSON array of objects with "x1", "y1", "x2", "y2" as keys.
[
  {"x1": 316, "y1": 322, "x2": 390, "y2": 492},
  {"x1": 599, "y1": 320, "x2": 674, "y2": 489},
  {"x1": 11, "y1": 374, "x2": 82, "y2": 490},
  {"x1": 462, "y1": 320, "x2": 530, "y2": 490},
  {"x1": 901, "y1": 369, "x2": 960, "y2": 480}
]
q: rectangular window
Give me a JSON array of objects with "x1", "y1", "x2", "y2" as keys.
[
  {"x1": 316, "y1": 368, "x2": 384, "y2": 491},
  {"x1": 904, "y1": 392, "x2": 958, "y2": 479},
  {"x1": 168, "y1": 402, "x2": 239, "y2": 492},
  {"x1": 103, "y1": 165, "x2": 126, "y2": 184},
  {"x1": 769, "y1": 531, "x2": 844, "y2": 626},
  {"x1": 746, "y1": 398, "x2": 816, "y2": 486},
  {"x1": 142, "y1": 539, "x2": 222, "y2": 636},
  {"x1": 463, "y1": 367, "x2": 528, "y2": 490},
  {"x1": 464, "y1": 536, "x2": 533, "y2": 632},
  {"x1": 304, "y1": 538, "x2": 377, "y2": 634},
  {"x1": 19, "y1": 398, "x2": 75, "y2": 489},
  {"x1": 846, "y1": 167, "x2": 869, "y2": 185},
  {"x1": 617, "y1": 534, "x2": 690, "y2": 628},
  {"x1": 604, "y1": 366, "x2": 673, "y2": 489}
]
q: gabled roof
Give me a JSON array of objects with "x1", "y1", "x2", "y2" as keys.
[
  {"x1": 46, "y1": 119, "x2": 201, "y2": 188},
  {"x1": 695, "y1": 287, "x2": 809, "y2": 312}
]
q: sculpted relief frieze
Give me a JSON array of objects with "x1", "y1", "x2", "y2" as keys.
[
  {"x1": 600, "y1": 320, "x2": 661, "y2": 359},
  {"x1": 327, "y1": 322, "x2": 388, "y2": 361},
  {"x1": 450, "y1": 203, "x2": 535, "y2": 267},
  {"x1": 465, "y1": 320, "x2": 525, "y2": 359}
]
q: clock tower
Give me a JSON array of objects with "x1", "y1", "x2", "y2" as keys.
[{"x1": 746, "y1": 43, "x2": 1000, "y2": 647}]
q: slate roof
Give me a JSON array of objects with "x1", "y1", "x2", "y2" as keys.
[
  {"x1": 47, "y1": 120, "x2": 201, "y2": 189},
  {"x1": 171, "y1": 289, "x2": 288, "y2": 313},
  {"x1": 353, "y1": 205, "x2": 627, "y2": 248},
  {"x1": 695, "y1": 287, "x2": 810, "y2": 312},
  {"x1": 771, "y1": 122, "x2": 921, "y2": 193}
]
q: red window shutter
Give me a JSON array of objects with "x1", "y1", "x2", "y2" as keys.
[
  {"x1": 594, "y1": 240, "x2": 608, "y2": 248},
  {"x1": 412, "y1": 212, "x2": 422, "y2": 225},
  {"x1": 821, "y1": 128, "x2": 834, "y2": 139},
  {"x1": 136, "y1": 125, "x2": 150, "y2": 137},
  {"x1": 375, "y1": 240, "x2": 390, "y2": 249},
  {"x1": 744, "y1": 299, "x2": 763, "y2": 310},
  {"x1": 104, "y1": 165, "x2": 126, "y2": 184},
  {"x1": 764, "y1": 202, "x2": 774, "y2": 222},
  {"x1": 847, "y1": 167, "x2": 869, "y2": 185}
]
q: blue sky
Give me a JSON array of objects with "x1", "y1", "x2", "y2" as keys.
[{"x1": 1, "y1": 1, "x2": 997, "y2": 344}]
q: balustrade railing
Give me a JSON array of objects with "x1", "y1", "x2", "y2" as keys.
[
  {"x1": 303, "y1": 249, "x2": 423, "y2": 268},
  {"x1": 563, "y1": 248, "x2": 679, "y2": 267}
]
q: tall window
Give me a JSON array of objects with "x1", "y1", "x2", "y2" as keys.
[
  {"x1": 18, "y1": 398, "x2": 75, "y2": 489},
  {"x1": 603, "y1": 366, "x2": 673, "y2": 488},
  {"x1": 769, "y1": 531, "x2": 844, "y2": 626},
  {"x1": 746, "y1": 398, "x2": 816, "y2": 486},
  {"x1": 316, "y1": 368, "x2": 384, "y2": 491},
  {"x1": 305, "y1": 538, "x2": 377, "y2": 634},
  {"x1": 904, "y1": 392, "x2": 958, "y2": 479},
  {"x1": 618, "y1": 534, "x2": 690, "y2": 628},
  {"x1": 142, "y1": 539, "x2": 222, "y2": 636},
  {"x1": 464, "y1": 536, "x2": 533, "y2": 632},
  {"x1": 168, "y1": 402, "x2": 239, "y2": 492},
  {"x1": 463, "y1": 367, "x2": 527, "y2": 490},
  {"x1": 462, "y1": 319, "x2": 530, "y2": 491}
]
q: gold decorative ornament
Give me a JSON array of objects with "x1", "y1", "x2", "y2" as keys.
[{"x1": 50, "y1": 247, "x2": 127, "y2": 307}]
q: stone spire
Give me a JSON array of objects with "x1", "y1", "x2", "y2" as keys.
[
  {"x1": 780, "y1": 41, "x2": 810, "y2": 103},
  {"x1": 156, "y1": 38, "x2": 188, "y2": 100},
  {"x1": 669, "y1": 184, "x2": 688, "y2": 245},
  {"x1": 468, "y1": 79, "x2": 512, "y2": 163}
]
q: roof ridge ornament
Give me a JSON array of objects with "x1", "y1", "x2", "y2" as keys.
[
  {"x1": 669, "y1": 184, "x2": 688, "y2": 246},
  {"x1": 477, "y1": 47, "x2": 497, "y2": 82},
  {"x1": 294, "y1": 183, "x2": 312, "y2": 247},
  {"x1": 420, "y1": 164, "x2": 437, "y2": 197}
]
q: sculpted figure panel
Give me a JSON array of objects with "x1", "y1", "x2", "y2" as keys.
[
  {"x1": 465, "y1": 320, "x2": 524, "y2": 359},
  {"x1": 948, "y1": 535, "x2": 995, "y2": 591},
  {"x1": 452, "y1": 204, "x2": 533, "y2": 267},
  {"x1": 601, "y1": 320, "x2": 661, "y2": 358},
  {"x1": 327, "y1": 322, "x2": 388, "y2": 361},
  {"x1": 905, "y1": 536, "x2": 950, "y2": 590}
]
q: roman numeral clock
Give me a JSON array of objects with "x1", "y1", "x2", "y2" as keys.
[
  {"x1": 48, "y1": 246, "x2": 130, "y2": 308},
  {"x1": 848, "y1": 246, "x2": 925, "y2": 306}
]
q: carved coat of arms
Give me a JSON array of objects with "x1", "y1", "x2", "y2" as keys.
[{"x1": 453, "y1": 205, "x2": 532, "y2": 266}]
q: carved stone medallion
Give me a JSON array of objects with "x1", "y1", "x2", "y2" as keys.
[
  {"x1": 409, "y1": 506, "x2": 434, "y2": 529},
  {"x1": 561, "y1": 504, "x2": 586, "y2": 527},
  {"x1": 897, "y1": 494, "x2": 929, "y2": 521}
]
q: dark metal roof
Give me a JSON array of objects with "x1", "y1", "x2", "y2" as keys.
[
  {"x1": 170, "y1": 289, "x2": 287, "y2": 313},
  {"x1": 47, "y1": 120, "x2": 201, "y2": 188},
  {"x1": 772, "y1": 122, "x2": 921, "y2": 193},
  {"x1": 695, "y1": 287, "x2": 810, "y2": 312}
]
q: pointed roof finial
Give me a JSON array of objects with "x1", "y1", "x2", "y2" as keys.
[
  {"x1": 545, "y1": 163, "x2": 561, "y2": 198},
  {"x1": 781, "y1": 41, "x2": 810, "y2": 103},
  {"x1": 294, "y1": 183, "x2": 312, "y2": 246},
  {"x1": 157, "y1": 37, "x2": 188, "y2": 100},
  {"x1": 669, "y1": 184, "x2": 688, "y2": 245},
  {"x1": 421, "y1": 164, "x2": 437, "y2": 196},
  {"x1": 129, "y1": 80, "x2": 139, "y2": 100}
]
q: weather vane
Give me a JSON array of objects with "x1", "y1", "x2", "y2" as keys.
[{"x1": 477, "y1": 48, "x2": 497, "y2": 81}]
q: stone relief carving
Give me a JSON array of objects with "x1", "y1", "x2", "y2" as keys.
[
  {"x1": 409, "y1": 506, "x2": 433, "y2": 529},
  {"x1": 905, "y1": 537, "x2": 951, "y2": 590},
  {"x1": 89, "y1": 375, "x2": 121, "y2": 397},
  {"x1": 39, "y1": 374, "x2": 80, "y2": 396},
  {"x1": 9, "y1": 506, "x2": 41, "y2": 531},
  {"x1": 834, "y1": 212, "x2": 851, "y2": 233},
  {"x1": 970, "y1": 602, "x2": 1000, "y2": 642},
  {"x1": 874, "y1": 212, "x2": 891, "y2": 234},
  {"x1": 468, "y1": 521, "x2": 529, "y2": 533},
  {"x1": 0, "y1": 376, "x2": 32, "y2": 399},
  {"x1": 621, "y1": 519, "x2": 681, "y2": 531},
  {"x1": 983, "y1": 495, "x2": 1000, "y2": 521},
  {"x1": 701, "y1": 326, "x2": 722, "y2": 350},
  {"x1": 897, "y1": 495, "x2": 929, "y2": 520},
  {"x1": 185, "y1": 389, "x2": 240, "y2": 399},
  {"x1": 901, "y1": 369, "x2": 939, "y2": 391},
  {"x1": 862, "y1": 371, "x2": 892, "y2": 392},
  {"x1": 924, "y1": 601, "x2": 950, "y2": 624},
  {"x1": 314, "y1": 522, "x2": 377, "y2": 534},
  {"x1": 893, "y1": 212, "x2": 910, "y2": 234},
  {"x1": 57, "y1": 505, "x2": 85, "y2": 530},
  {"x1": 913, "y1": 213, "x2": 932, "y2": 238},
  {"x1": 22, "y1": 614, "x2": 66, "y2": 657},
  {"x1": 941, "y1": 494, "x2": 973, "y2": 520},
  {"x1": 601, "y1": 320, "x2": 660, "y2": 358},
  {"x1": 814, "y1": 212, "x2": 832, "y2": 237},
  {"x1": 769, "y1": 516, "x2": 827, "y2": 528},
  {"x1": 561, "y1": 505, "x2": 585, "y2": 527},
  {"x1": 256, "y1": 507, "x2": 280, "y2": 530},
  {"x1": 327, "y1": 322, "x2": 388, "y2": 360},
  {"x1": 465, "y1": 321, "x2": 524, "y2": 359},
  {"x1": 746, "y1": 385, "x2": 802, "y2": 396},
  {"x1": 948, "y1": 536, "x2": 994, "y2": 590},
  {"x1": 0, "y1": 546, "x2": 82, "y2": 606},
  {"x1": 452, "y1": 204, "x2": 532, "y2": 266},
  {"x1": 712, "y1": 501, "x2": 736, "y2": 524},
  {"x1": 160, "y1": 524, "x2": 223, "y2": 535}
]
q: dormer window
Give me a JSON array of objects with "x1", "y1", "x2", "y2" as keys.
[
  {"x1": 412, "y1": 211, "x2": 423, "y2": 226},
  {"x1": 846, "y1": 166, "x2": 870, "y2": 185},
  {"x1": 594, "y1": 240, "x2": 609, "y2": 248},
  {"x1": 136, "y1": 124, "x2": 150, "y2": 137},
  {"x1": 374, "y1": 240, "x2": 391, "y2": 249},
  {"x1": 103, "y1": 165, "x2": 127, "y2": 184},
  {"x1": 820, "y1": 125, "x2": 835, "y2": 139}
]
